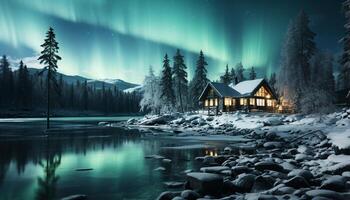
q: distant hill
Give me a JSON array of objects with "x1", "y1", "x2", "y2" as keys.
[{"x1": 25, "y1": 68, "x2": 139, "y2": 91}]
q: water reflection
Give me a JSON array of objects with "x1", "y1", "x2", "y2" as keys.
[{"x1": 0, "y1": 128, "x2": 217, "y2": 199}]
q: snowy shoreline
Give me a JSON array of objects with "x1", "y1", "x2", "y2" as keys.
[{"x1": 106, "y1": 109, "x2": 350, "y2": 200}]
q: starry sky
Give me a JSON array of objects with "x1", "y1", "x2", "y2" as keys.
[{"x1": 0, "y1": 0, "x2": 345, "y2": 84}]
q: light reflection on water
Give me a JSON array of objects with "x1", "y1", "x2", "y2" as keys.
[{"x1": 0, "y1": 127, "x2": 225, "y2": 200}]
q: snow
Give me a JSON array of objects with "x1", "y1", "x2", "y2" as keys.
[
  {"x1": 328, "y1": 127, "x2": 350, "y2": 149},
  {"x1": 124, "y1": 85, "x2": 143, "y2": 93},
  {"x1": 231, "y1": 78, "x2": 264, "y2": 95},
  {"x1": 161, "y1": 144, "x2": 213, "y2": 150}
]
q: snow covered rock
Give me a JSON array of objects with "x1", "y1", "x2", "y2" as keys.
[
  {"x1": 263, "y1": 142, "x2": 283, "y2": 149},
  {"x1": 186, "y1": 172, "x2": 223, "y2": 195},
  {"x1": 263, "y1": 117, "x2": 283, "y2": 126},
  {"x1": 200, "y1": 166, "x2": 230, "y2": 174},
  {"x1": 140, "y1": 115, "x2": 175, "y2": 125},
  {"x1": 231, "y1": 166, "x2": 253, "y2": 176},
  {"x1": 320, "y1": 175, "x2": 347, "y2": 192},
  {"x1": 287, "y1": 169, "x2": 313, "y2": 181},
  {"x1": 233, "y1": 173, "x2": 256, "y2": 192},
  {"x1": 126, "y1": 118, "x2": 137, "y2": 125},
  {"x1": 305, "y1": 189, "x2": 344, "y2": 200},
  {"x1": 254, "y1": 161, "x2": 284, "y2": 172},
  {"x1": 251, "y1": 175, "x2": 274, "y2": 192}
]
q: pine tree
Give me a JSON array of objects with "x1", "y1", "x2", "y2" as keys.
[
  {"x1": 140, "y1": 66, "x2": 162, "y2": 114},
  {"x1": 230, "y1": 67, "x2": 236, "y2": 85},
  {"x1": 190, "y1": 50, "x2": 209, "y2": 109},
  {"x1": 235, "y1": 62, "x2": 245, "y2": 83},
  {"x1": 0, "y1": 55, "x2": 14, "y2": 107},
  {"x1": 277, "y1": 10, "x2": 316, "y2": 111},
  {"x1": 83, "y1": 80, "x2": 88, "y2": 110},
  {"x1": 249, "y1": 67, "x2": 257, "y2": 80},
  {"x1": 220, "y1": 64, "x2": 231, "y2": 85},
  {"x1": 160, "y1": 54, "x2": 175, "y2": 112},
  {"x1": 340, "y1": 0, "x2": 350, "y2": 90},
  {"x1": 173, "y1": 49, "x2": 188, "y2": 112},
  {"x1": 269, "y1": 72, "x2": 277, "y2": 94},
  {"x1": 38, "y1": 27, "x2": 62, "y2": 129}
]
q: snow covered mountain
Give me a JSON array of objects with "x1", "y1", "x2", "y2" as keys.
[{"x1": 25, "y1": 68, "x2": 139, "y2": 91}]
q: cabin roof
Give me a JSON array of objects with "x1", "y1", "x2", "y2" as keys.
[
  {"x1": 199, "y1": 78, "x2": 277, "y2": 100},
  {"x1": 231, "y1": 78, "x2": 264, "y2": 96},
  {"x1": 210, "y1": 82, "x2": 241, "y2": 97}
]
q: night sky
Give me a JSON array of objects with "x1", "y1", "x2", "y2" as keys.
[{"x1": 0, "y1": 0, "x2": 345, "y2": 83}]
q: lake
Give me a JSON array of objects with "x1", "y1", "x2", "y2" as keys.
[{"x1": 0, "y1": 117, "x2": 233, "y2": 200}]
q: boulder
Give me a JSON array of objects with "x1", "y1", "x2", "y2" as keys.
[
  {"x1": 140, "y1": 115, "x2": 175, "y2": 125},
  {"x1": 233, "y1": 173, "x2": 256, "y2": 192},
  {"x1": 254, "y1": 161, "x2": 284, "y2": 172},
  {"x1": 263, "y1": 117, "x2": 283, "y2": 126},
  {"x1": 287, "y1": 169, "x2": 313, "y2": 181},
  {"x1": 164, "y1": 182, "x2": 185, "y2": 188},
  {"x1": 202, "y1": 156, "x2": 217, "y2": 166},
  {"x1": 295, "y1": 153, "x2": 313, "y2": 161},
  {"x1": 263, "y1": 142, "x2": 283, "y2": 149},
  {"x1": 200, "y1": 166, "x2": 230, "y2": 174},
  {"x1": 180, "y1": 190, "x2": 200, "y2": 200},
  {"x1": 256, "y1": 194, "x2": 278, "y2": 200},
  {"x1": 251, "y1": 175, "x2": 274, "y2": 192},
  {"x1": 186, "y1": 172, "x2": 223, "y2": 195},
  {"x1": 156, "y1": 191, "x2": 180, "y2": 200},
  {"x1": 305, "y1": 189, "x2": 344, "y2": 200},
  {"x1": 320, "y1": 175, "x2": 347, "y2": 192},
  {"x1": 231, "y1": 166, "x2": 252, "y2": 175},
  {"x1": 284, "y1": 176, "x2": 310, "y2": 189}
]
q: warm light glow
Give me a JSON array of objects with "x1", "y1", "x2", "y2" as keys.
[
  {"x1": 267, "y1": 99, "x2": 273, "y2": 107},
  {"x1": 255, "y1": 86, "x2": 269, "y2": 97},
  {"x1": 257, "y1": 99, "x2": 265, "y2": 106},
  {"x1": 240, "y1": 98, "x2": 247, "y2": 106},
  {"x1": 250, "y1": 98, "x2": 255, "y2": 105},
  {"x1": 209, "y1": 99, "x2": 213, "y2": 106},
  {"x1": 214, "y1": 98, "x2": 218, "y2": 106},
  {"x1": 205, "y1": 99, "x2": 209, "y2": 107},
  {"x1": 224, "y1": 98, "x2": 232, "y2": 106}
]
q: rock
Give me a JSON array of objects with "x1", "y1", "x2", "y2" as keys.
[
  {"x1": 61, "y1": 195, "x2": 87, "y2": 200},
  {"x1": 206, "y1": 116, "x2": 214, "y2": 121},
  {"x1": 97, "y1": 121, "x2": 109, "y2": 126},
  {"x1": 164, "y1": 182, "x2": 185, "y2": 188},
  {"x1": 327, "y1": 162, "x2": 350, "y2": 175},
  {"x1": 254, "y1": 161, "x2": 284, "y2": 172},
  {"x1": 231, "y1": 166, "x2": 252, "y2": 175},
  {"x1": 162, "y1": 159, "x2": 172, "y2": 164},
  {"x1": 263, "y1": 117, "x2": 283, "y2": 126},
  {"x1": 305, "y1": 189, "x2": 344, "y2": 200},
  {"x1": 284, "y1": 176, "x2": 310, "y2": 189},
  {"x1": 156, "y1": 191, "x2": 179, "y2": 200},
  {"x1": 251, "y1": 175, "x2": 274, "y2": 192},
  {"x1": 274, "y1": 186, "x2": 296, "y2": 195},
  {"x1": 202, "y1": 156, "x2": 217, "y2": 166},
  {"x1": 320, "y1": 175, "x2": 347, "y2": 192},
  {"x1": 172, "y1": 118, "x2": 185, "y2": 125},
  {"x1": 295, "y1": 153, "x2": 313, "y2": 161},
  {"x1": 342, "y1": 171, "x2": 350, "y2": 180},
  {"x1": 181, "y1": 190, "x2": 200, "y2": 200},
  {"x1": 200, "y1": 166, "x2": 230, "y2": 174},
  {"x1": 224, "y1": 147, "x2": 232, "y2": 154},
  {"x1": 233, "y1": 173, "x2": 256, "y2": 192},
  {"x1": 126, "y1": 118, "x2": 137, "y2": 125},
  {"x1": 257, "y1": 194, "x2": 278, "y2": 200},
  {"x1": 154, "y1": 167, "x2": 166, "y2": 171},
  {"x1": 140, "y1": 115, "x2": 175, "y2": 125},
  {"x1": 171, "y1": 197, "x2": 184, "y2": 200},
  {"x1": 287, "y1": 169, "x2": 313, "y2": 181},
  {"x1": 263, "y1": 142, "x2": 283, "y2": 149},
  {"x1": 186, "y1": 172, "x2": 223, "y2": 195}
]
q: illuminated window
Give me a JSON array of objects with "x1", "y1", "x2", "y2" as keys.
[
  {"x1": 250, "y1": 98, "x2": 255, "y2": 105},
  {"x1": 240, "y1": 98, "x2": 247, "y2": 106},
  {"x1": 267, "y1": 100, "x2": 273, "y2": 107},
  {"x1": 255, "y1": 86, "x2": 269, "y2": 97},
  {"x1": 224, "y1": 98, "x2": 232, "y2": 106},
  {"x1": 257, "y1": 99, "x2": 265, "y2": 106},
  {"x1": 214, "y1": 98, "x2": 218, "y2": 106},
  {"x1": 209, "y1": 99, "x2": 213, "y2": 106},
  {"x1": 205, "y1": 99, "x2": 209, "y2": 107}
]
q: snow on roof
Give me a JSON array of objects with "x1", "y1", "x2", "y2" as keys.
[
  {"x1": 210, "y1": 82, "x2": 240, "y2": 97},
  {"x1": 231, "y1": 78, "x2": 264, "y2": 96}
]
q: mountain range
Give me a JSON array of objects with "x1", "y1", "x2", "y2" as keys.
[{"x1": 25, "y1": 68, "x2": 141, "y2": 91}]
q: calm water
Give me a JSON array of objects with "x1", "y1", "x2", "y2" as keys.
[{"x1": 0, "y1": 117, "x2": 230, "y2": 200}]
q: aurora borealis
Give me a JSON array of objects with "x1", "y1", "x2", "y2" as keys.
[{"x1": 0, "y1": 0, "x2": 345, "y2": 83}]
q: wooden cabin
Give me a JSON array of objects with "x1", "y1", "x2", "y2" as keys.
[{"x1": 199, "y1": 79, "x2": 278, "y2": 115}]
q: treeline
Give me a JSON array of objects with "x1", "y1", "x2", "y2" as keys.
[
  {"x1": 140, "y1": 50, "x2": 209, "y2": 114},
  {"x1": 0, "y1": 55, "x2": 141, "y2": 115}
]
